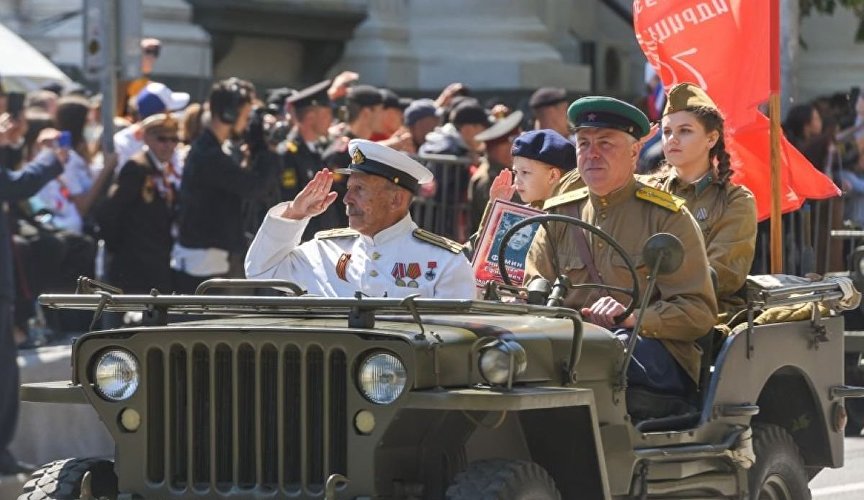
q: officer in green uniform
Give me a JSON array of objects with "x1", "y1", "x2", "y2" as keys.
[
  {"x1": 525, "y1": 96, "x2": 717, "y2": 399},
  {"x1": 642, "y1": 83, "x2": 757, "y2": 319}
]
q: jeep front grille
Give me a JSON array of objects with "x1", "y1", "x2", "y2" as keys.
[{"x1": 145, "y1": 342, "x2": 348, "y2": 494}]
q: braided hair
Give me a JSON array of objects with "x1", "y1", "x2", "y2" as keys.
[{"x1": 665, "y1": 105, "x2": 733, "y2": 185}]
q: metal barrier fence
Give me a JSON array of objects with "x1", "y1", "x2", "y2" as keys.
[
  {"x1": 411, "y1": 153, "x2": 475, "y2": 243},
  {"x1": 752, "y1": 197, "x2": 848, "y2": 276}
]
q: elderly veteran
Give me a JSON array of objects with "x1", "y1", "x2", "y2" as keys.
[
  {"x1": 246, "y1": 139, "x2": 475, "y2": 298},
  {"x1": 97, "y1": 113, "x2": 180, "y2": 294},
  {"x1": 643, "y1": 83, "x2": 757, "y2": 319},
  {"x1": 525, "y1": 96, "x2": 717, "y2": 399}
]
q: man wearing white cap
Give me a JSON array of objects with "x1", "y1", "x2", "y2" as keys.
[{"x1": 245, "y1": 139, "x2": 475, "y2": 298}]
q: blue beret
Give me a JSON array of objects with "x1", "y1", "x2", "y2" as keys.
[{"x1": 511, "y1": 129, "x2": 576, "y2": 171}]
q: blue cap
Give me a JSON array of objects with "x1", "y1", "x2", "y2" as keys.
[
  {"x1": 511, "y1": 129, "x2": 576, "y2": 171},
  {"x1": 404, "y1": 99, "x2": 437, "y2": 126}
]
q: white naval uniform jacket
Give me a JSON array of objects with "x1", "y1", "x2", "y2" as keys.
[{"x1": 245, "y1": 203, "x2": 475, "y2": 299}]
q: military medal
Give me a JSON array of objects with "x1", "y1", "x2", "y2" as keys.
[
  {"x1": 425, "y1": 261, "x2": 437, "y2": 281},
  {"x1": 406, "y1": 263, "x2": 421, "y2": 288},
  {"x1": 392, "y1": 263, "x2": 406, "y2": 287},
  {"x1": 695, "y1": 207, "x2": 708, "y2": 221}
]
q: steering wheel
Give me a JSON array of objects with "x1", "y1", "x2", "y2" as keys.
[{"x1": 497, "y1": 214, "x2": 640, "y2": 322}]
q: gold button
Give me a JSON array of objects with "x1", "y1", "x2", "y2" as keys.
[
  {"x1": 600, "y1": 213, "x2": 607, "y2": 219},
  {"x1": 597, "y1": 242, "x2": 604, "y2": 248},
  {"x1": 371, "y1": 252, "x2": 381, "y2": 260},
  {"x1": 370, "y1": 270, "x2": 379, "y2": 277}
]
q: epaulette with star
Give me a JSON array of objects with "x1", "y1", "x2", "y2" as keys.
[
  {"x1": 315, "y1": 228, "x2": 360, "y2": 240},
  {"x1": 635, "y1": 184, "x2": 686, "y2": 212},
  {"x1": 412, "y1": 229, "x2": 463, "y2": 254},
  {"x1": 543, "y1": 187, "x2": 589, "y2": 211}
]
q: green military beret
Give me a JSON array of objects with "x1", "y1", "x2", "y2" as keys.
[
  {"x1": 663, "y1": 82, "x2": 718, "y2": 116},
  {"x1": 567, "y1": 96, "x2": 650, "y2": 139}
]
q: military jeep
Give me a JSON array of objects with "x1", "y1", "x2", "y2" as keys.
[{"x1": 18, "y1": 219, "x2": 864, "y2": 499}]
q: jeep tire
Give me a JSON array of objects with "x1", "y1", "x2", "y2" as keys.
[
  {"x1": 748, "y1": 424, "x2": 811, "y2": 500},
  {"x1": 445, "y1": 459, "x2": 561, "y2": 500},
  {"x1": 18, "y1": 458, "x2": 118, "y2": 500}
]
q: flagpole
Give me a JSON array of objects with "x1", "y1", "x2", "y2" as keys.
[{"x1": 769, "y1": 0, "x2": 783, "y2": 273}]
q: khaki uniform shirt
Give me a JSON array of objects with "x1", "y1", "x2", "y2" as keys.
[
  {"x1": 525, "y1": 177, "x2": 718, "y2": 382},
  {"x1": 643, "y1": 167, "x2": 757, "y2": 317}
]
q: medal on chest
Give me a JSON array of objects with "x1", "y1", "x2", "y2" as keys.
[
  {"x1": 694, "y1": 207, "x2": 708, "y2": 221},
  {"x1": 406, "y1": 263, "x2": 421, "y2": 288},
  {"x1": 425, "y1": 261, "x2": 437, "y2": 281},
  {"x1": 392, "y1": 263, "x2": 407, "y2": 287}
]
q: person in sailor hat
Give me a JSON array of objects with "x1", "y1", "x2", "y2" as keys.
[{"x1": 245, "y1": 139, "x2": 475, "y2": 298}]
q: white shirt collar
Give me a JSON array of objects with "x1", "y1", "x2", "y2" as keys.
[{"x1": 360, "y1": 213, "x2": 416, "y2": 246}]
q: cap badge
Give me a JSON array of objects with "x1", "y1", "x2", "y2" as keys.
[
  {"x1": 587, "y1": 113, "x2": 597, "y2": 121},
  {"x1": 352, "y1": 148, "x2": 366, "y2": 165}
]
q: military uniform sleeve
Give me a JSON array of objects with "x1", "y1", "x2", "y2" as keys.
[
  {"x1": 524, "y1": 224, "x2": 558, "y2": 285},
  {"x1": 637, "y1": 207, "x2": 718, "y2": 341},
  {"x1": 706, "y1": 186, "x2": 757, "y2": 301},
  {"x1": 244, "y1": 202, "x2": 312, "y2": 280}
]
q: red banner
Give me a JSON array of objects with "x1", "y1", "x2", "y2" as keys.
[{"x1": 633, "y1": 0, "x2": 840, "y2": 220}]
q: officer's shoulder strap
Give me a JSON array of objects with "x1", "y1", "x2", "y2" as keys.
[
  {"x1": 543, "y1": 187, "x2": 589, "y2": 211},
  {"x1": 316, "y1": 228, "x2": 360, "y2": 240},
  {"x1": 413, "y1": 229, "x2": 463, "y2": 254},
  {"x1": 635, "y1": 183, "x2": 686, "y2": 212}
]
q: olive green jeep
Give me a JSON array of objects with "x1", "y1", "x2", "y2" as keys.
[{"x1": 18, "y1": 217, "x2": 864, "y2": 499}]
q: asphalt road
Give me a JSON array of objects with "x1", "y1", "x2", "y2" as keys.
[{"x1": 810, "y1": 436, "x2": 864, "y2": 499}]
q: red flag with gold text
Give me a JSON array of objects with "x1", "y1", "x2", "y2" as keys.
[{"x1": 633, "y1": 0, "x2": 840, "y2": 220}]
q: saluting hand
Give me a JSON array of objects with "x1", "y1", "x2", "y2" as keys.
[
  {"x1": 489, "y1": 168, "x2": 516, "y2": 203},
  {"x1": 280, "y1": 169, "x2": 338, "y2": 220}
]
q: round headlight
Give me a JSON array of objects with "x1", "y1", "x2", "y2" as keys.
[
  {"x1": 358, "y1": 352, "x2": 407, "y2": 404},
  {"x1": 94, "y1": 350, "x2": 140, "y2": 401},
  {"x1": 479, "y1": 340, "x2": 527, "y2": 385}
]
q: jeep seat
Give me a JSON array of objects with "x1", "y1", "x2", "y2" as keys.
[{"x1": 628, "y1": 327, "x2": 718, "y2": 431}]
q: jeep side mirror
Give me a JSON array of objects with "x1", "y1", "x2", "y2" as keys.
[{"x1": 642, "y1": 233, "x2": 684, "y2": 276}]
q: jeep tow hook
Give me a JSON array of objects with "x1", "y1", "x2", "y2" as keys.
[{"x1": 325, "y1": 473, "x2": 349, "y2": 499}]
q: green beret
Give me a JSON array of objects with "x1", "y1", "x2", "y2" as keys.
[
  {"x1": 663, "y1": 82, "x2": 718, "y2": 116},
  {"x1": 567, "y1": 96, "x2": 650, "y2": 139}
]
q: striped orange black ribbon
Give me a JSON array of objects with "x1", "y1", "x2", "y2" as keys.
[{"x1": 336, "y1": 253, "x2": 351, "y2": 281}]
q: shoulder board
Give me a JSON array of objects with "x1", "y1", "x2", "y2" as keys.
[
  {"x1": 543, "y1": 187, "x2": 589, "y2": 210},
  {"x1": 315, "y1": 228, "x2": 359, "y2": 240},
  {"x1": 635, "y1": 185, "x2": 686, "y2": 212},
  {"x1": 412, "y1": 229, "x2": 463, "y2": 254}
]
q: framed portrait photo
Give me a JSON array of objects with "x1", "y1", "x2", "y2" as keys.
[{"x1": 471, "y1": 199, "x2": 544, "y2": 288}]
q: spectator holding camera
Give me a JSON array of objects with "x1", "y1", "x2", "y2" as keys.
[{"x1": 172, "y1": 78, "x2": 280, "y2": 293}]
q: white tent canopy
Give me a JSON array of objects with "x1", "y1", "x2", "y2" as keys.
[{"x1": 0, "y1": 22, "x2": 72, "y2": 92}]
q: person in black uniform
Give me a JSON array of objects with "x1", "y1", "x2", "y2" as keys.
[
  {"x1": 320, "y1": 84, "x2": 384, "y2": 231},
  {"x1": 0, "y1": 135, "x2": 66, "y2": 474},
  {"x1": 97, "y1": 113, "x2": 180, "y2": 294},
  {"x1": 468, "y1": 111, "x2": 524, "y2": 231},
  {"x1": 172, "y1": 78, "x2": 280, "y2": 293},
  {"x1": 281, "y1": 80, "x2": 333, "y2": 239}
]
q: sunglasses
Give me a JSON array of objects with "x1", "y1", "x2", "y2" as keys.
[
  {"x1": 156, "y1": 136, "x2": 180, "y2": 144},
  {"x1": 143, "y1": 46, "x2": 161, "y2": 57}
]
